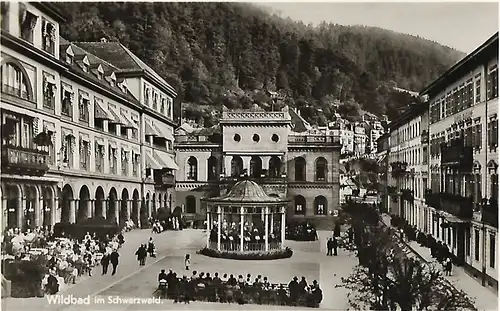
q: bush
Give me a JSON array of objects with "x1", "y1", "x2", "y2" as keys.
[
  {"x1": 3, "y1": 256, "x2": 47, "y2": 297},
  {"x1": 197, "y1": 247, "x2": 293, "y2": 260}
]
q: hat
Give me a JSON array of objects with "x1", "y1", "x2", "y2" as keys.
[{"x1": 293, "y1": 276, "x2": 298, "y2": 281}]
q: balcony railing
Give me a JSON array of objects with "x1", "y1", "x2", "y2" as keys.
[
  {"x1": 421, "y1": 131, "x2": 429, "y2": 144},
  {"x1": 221, "y1": 175, "x2": 287, "y2": 184},
  {"x1": 1, "y1": 145, "x2": 49, "y2": 176},
  {"x1": 288, "y1": 135, "x2": 341, "y2": 145},
  {"x1": 162, "y1": 174, "x2": 175, "y2": 186},
  {"x1": 441, "y1": 139, "x2": 473, "y2": 171},
  {"x1": 425, "y1": 191, "x2": 441, "y2": 210},
  {"x1": 390, "y1": 161, "x2": 408, "y2": 177},
  {"x1": 2, "y1": 84, "x2": 32, "y2": 101},
  {"x1": 439, "y1": 193, "x2": 473, "y2": 219},
  {"x1": 209, "y1": 241, "x2": 282, "y2": 252}
]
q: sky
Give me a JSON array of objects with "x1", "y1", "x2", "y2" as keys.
[{"x1": 258, "y1": 2, "x2": 498, "y2": 54}]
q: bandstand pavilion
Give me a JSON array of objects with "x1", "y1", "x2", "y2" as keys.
[{"x1": 201, "y1": 179, "x2": 289, "y2": 252}]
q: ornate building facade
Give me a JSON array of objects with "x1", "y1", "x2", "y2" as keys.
[
  {"x1": 175, "y1": 106, "x2": 341, "y2": 229},
  {"x1": 1, "y1": 2, "x2": 178, "y2": 230}
]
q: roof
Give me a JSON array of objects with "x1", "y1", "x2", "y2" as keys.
[
  {"x1": 31, "y1": 2, "x2": 67, "y2": 23},
  {"x1": 60, "y1": 41, "x2": 140, "y2": 105},
  {"x1": 73, "y1": 42, "x2": 177, "y2": 96},
  {"x1": 202, "y1": 180, "x2": 288, "y2": 203},
  {"x1": 389, "y1": 102, "x2": 429, "y2": 131},
  {"x1": 289, "y1": 108, "x2": 311, "y2": 133},
  {"x1": 420, "y1": 32, "x2": 499, "y2": 98}
]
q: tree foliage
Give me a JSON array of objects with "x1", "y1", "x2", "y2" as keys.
[
  {"x1": 338, "y1": 203, "x2": 476, "y2": 311},
  {"x1": 55, "y1": 3, "x2": 464, "y2": 124}
]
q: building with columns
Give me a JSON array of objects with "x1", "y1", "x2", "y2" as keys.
[
  {"x1": 1, "y1": 2, "x2": 178, "y2": 231},
  {"x1": 175, "y1": 106, "x2": 341, "y2": 229},
  {"x1": 383, "y1": 32, "x2": 498, "y2": 291}
]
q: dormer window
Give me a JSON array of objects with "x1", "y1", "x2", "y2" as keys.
[
  {"x1": 107, "y1": 72, "x2": 116, "y2": 87},
  {"x1": 97, "y1": 71, "x2": 103, "y2": 80},
  {"x1": 94, "y1": 64, "x2": 104, "y2": 80},
  {"x1": 42, "y1": 19, "x2": 56, "y2": 55},
  {"x1": 77, "y1": 55, "x2": 90, "y2": 73},
  {"x1": 65, "y1": 46, "x2": 74, "y2": 64},
  {"x1": 19, "y1": 4, "x2": 38, "y2": 43}
]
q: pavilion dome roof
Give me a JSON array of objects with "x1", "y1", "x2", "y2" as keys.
[{"x1": 204, "y1": 179, "x2": 287, "y2": 203}]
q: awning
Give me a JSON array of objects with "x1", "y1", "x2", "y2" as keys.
[
  {"x1": 107, "y1": 106, "x2": 125, "y2": 125},
  {"x1": 444, "y1": 214, "x2": 469, "y2": 224},
  {"x1": 145, "y1": 122, "x2": 159, "y2": 136},
  {"x1": 145, "y1": 152, "x2": 162, "y2": 170},
  {"x1": 121, "y1": 113, "x2": 138, "y2": 129},
  {"x1": 153, "y1": 150, "x2": 179, "y2": 170},
  {"x1": 153, "y1": 123, "x2": 174, "y2": 141},
  {"x1": 94, "y1": 100, "x2": 111, "y2": 120},
  {"x1": 43, "y1": 123, "x2": 55, "y2": 132}
]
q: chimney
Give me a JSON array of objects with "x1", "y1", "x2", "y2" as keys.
[{"x1": 100, "y1": 37, "x2": 107, "y2": 43}]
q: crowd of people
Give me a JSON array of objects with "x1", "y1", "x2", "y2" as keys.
[
  {"x1": 156, "y1": 269, "x2": 323, "y2": 307},
  {"x1": 1, "y1": 226, "x2": 127, "y2": 296},
  {"x1": 150, "y1": 216, "x2": 183, "y2": 233},
  {"x1": 285, "y1": 223, "x2": 318, "y2": 241}
]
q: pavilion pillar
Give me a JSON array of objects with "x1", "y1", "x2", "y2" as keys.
[
  {"x1": 242, "y1": 156, "x2": 251, "y2": 176},
  {"x1": 206, "y1": 207, "x2": 210, "y2": 248},
  {"x1": 70, "y1": 199, "x2": 77, "y2": 224},
  {"x1": 261, "y1": 206, "x2": 265, "y2": 222},
  {"x1": 240, "y1": 206, "x2": 244, "y2": 252},
  {"x1": 217, "y1": 205, "x2": 221, "y2": 251},
  {"x1": 265, "y1": 206, "x2": 269, "y2": 251},
  {"x1": 224, "y1": 156, "x2": 232, "y2": 177},
  {"x1": 270, "y1": 211, "x2": 274, "y2": 234},
  {"x1": 89, "y1": 199, "x2": 94, "y2": 219},
  {"x1": 280, "y1": 205, "x2": 285, "y2": 249}
]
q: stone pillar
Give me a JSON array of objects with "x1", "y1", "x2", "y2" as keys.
[
  {"x1": 280, "y1": 155, "x2": 286, "y2": 176},
  {"x1": 116, "y1": 200, "x2": 121, "y2": 224},
  {"x1": 35, "y1": 195, "x2": 41, "y2": 228},
  {"x1": 265, "y1": 206, "x2": 269, "y2": 251},
  {"x1": 242, "y1": 156, "x2": 251, "y2": 176},
  {"x1": 17, "y1": 196, "x2": 23, "y2": 229},
  {"x1": 53, "y1": 197, "x2": 59, "y2": 226},
  {"x1": 261, "y1": 206, "x2": 265, "y2": 222},
  {"x1": 240, "y1": 206, "x2": 244, "y2": 252},
  {"x1": 89, "y1": 199, "x2": 94, "y2": 219},
  {"x1": 280, "y1": 206, "x2": 285, "y2": 249},
  {"x1": 270, "y1": 211, "x2": 274, "y2": 234},
  {"x1": 206, "y1": 208, "x2": 210, "y2": 248},
  {"x1": 224, "y1": 156, "x2": 232, "y2": 177},
  {"x1": 261, "y1": 156, "x2": 271, "y2": 172},
  {"x1": 71, "y1": 200, "x2": 77, "y2": 224},
  {"x1": 217, "y1": 205, "x2": 221, "y2": 251},
  {"x1": 2, "y1": 196, "x2": 7, "y2": 230}
]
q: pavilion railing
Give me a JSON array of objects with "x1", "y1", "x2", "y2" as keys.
[{"x1": 209, "y1": 242, "x2": 282, "y2": 252}]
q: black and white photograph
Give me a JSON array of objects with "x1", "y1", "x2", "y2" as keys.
[{"x1": 0, "y1": 1, "x2": 498, "y2": 310}]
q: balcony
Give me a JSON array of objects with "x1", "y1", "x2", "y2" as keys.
[
  {"x1": 390, "y1": 161, "x2": 408, "y2": 177},
  {"x1": 421, "y1": 130, "x2": 429, "y2": 144},
  {"x1": 401, "y1": 189, "x2": 414, "y2": 202},
  {"x1": 425, "y1": 191, "x2": 441, "y2": 210},
  {"x1": 475, "y1": 199, "x2": 499, "y2": 228},
  {"x1": 288, "y1": 135, "x2": 341, "y2": 146},
  {"x1": 161, "y1": 173, "x2": 175, "y2": 187},
  {"x1": 441, "y1": 139, "x2": 473, "y2": 171},
  {"x1": 1, "y1": 145, "x2": 49, "y2": 176},
  {"x1": 439, "y1": 193, "x2": 473, "y2": 219}
]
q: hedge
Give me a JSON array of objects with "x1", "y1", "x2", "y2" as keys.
[{"x1": 197, "y1": 247, "x2": 293, "y2": 260}]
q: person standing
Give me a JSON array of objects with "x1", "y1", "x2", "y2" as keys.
[
  {"x1": 148, "y1": 237, "x2": 155, "y2": 257},
  {"x1": 135, "y1": 244, "x2": 147, "y2": 266},
  {"x1": 185, "y1": 254, "x2": 191, "y2": 270},
  {"x1": 332, "y1": 237, "x2": 338, "y2": 256},
  {"x1": 101, "y1": 253, "x2": 110, "y2": 275},
  {"x1": 326, "y1": 238, "x2": 333, "y2": 256},
  {"x1": 110, "y1": 249, "x2": 119, "y2": 275}
]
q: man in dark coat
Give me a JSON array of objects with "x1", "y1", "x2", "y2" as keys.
[
  {"x1": 110, "y1": 250, "x2": 119, "y2": 275},
  {"x1": 332, "y1": 237, "x2": 338, "y2": 256},
  {"x1": 288, "y1": 276, "x2": 299, "y2": 304},
  {"x1": 135, "y1": 244, "x2": 147, "y2": 266},
  {"x1": 101, "y1": 253, "x2": 110, "y2": 275},
  {"x1": 327, "y1": 238, "x2": 333, "y2": 256}
]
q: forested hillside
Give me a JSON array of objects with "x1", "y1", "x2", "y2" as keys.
[{"x1": 54, "y1": 2, "x2": 465, "y2": 125}]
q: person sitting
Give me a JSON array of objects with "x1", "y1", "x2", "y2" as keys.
[
  {"x1": 45, "y1": 271, "x2": 59, "y2": 295},
  {"x1": 158, "y1": 269, "x2": 168, "y2": 282}
]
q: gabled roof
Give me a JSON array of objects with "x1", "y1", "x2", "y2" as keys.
[
  {"x1": 59, "y1": 39, "x2": 139, "y2": 104},
  {"x1": 72, "y1": 42, "x2": 177, "y2": 96}
]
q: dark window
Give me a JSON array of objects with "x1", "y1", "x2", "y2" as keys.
[
  {"x1": 315, "y1": 157, "x2": 327, "y2": 181},
  {"x1": 250, "y1": 156, "x2": 262, "y2": 178},
  {"x1": 271, "y1": 134, "x2": 279, "y2": 142},
  {"x1": 233, "y1": 134, "x2": 241, "y2": 142},
  {"x1": 185, "y1": 196, "x2": 196, "y2": 214},
  {"x1": 20, "y1": 7, "x2": 37, "y2": 43},
  {"x1": 187, "y1": 156, "x2": 198, "y2": 181},
  {"x1": 294, "y1": 157, "x2": 306, "y2": 181},
  {"x1": 490, "y1": 234, "x2": 496, "y2": 268},
  {"x1": 252, "y1": 134, "x2": 260, "y2": 142},
  {"x1": 207, "y1": 156, "x2": 218, "y2": 181},
  {"x1": 491, "y1": 174, "x2": 498, "y2": 201},
  {"x1": 269, "y1": 156, "x2": 281, "y2": 178},
  {"x1": 475, "y1": 229, "x2": 480, "y2": 261},
  {"x1": 314, "y1": 196, "x2": 327, "y2": 215},
  {"x1": 466, "y1": 227, "x2": 471, "y2": 256},
  {"x1": 294, "y1": 195, "x2": 306, "y2": 215}
]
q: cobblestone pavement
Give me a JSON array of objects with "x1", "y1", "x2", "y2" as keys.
[
  {"x1": 4, "y1": 229, "x2": 358, "y2": 311},
  {"x1": 381, "y1": 214, "x2": 498, "y2": 311}
]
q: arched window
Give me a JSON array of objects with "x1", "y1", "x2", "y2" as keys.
[
  {"x1": 315, "y1": 157, "x2": 328, "y2": 181},
  {"x1": 187, "y1": 156, "x2": 198, "y2": 181},
  {"x1": 207, "y1": 156, "x2": 218, "y2": 181},
  {"x1": 1, "y1": 60, "x2": 34, "y2": 101},
  {"x1": 488, "y1": 160, "x2": 498, "y2": 202},
  {"x1": 314, "y1": 196, "x2": 327, "y2": 215},
  {"x1": 250, "y1": 156, "x2": 262, "y2": 178},
  {"x1": 269, "y1": 156, "x2": 281, "y2": 178},
  {"x1": 294, "y1": 195, "x2": 306, "y2": 215},
  {"x1": 185, "y1": 196, "x2": 196, "y2": 214},
  {"x1": 294, "y1": 157, "x2": 306, "y2": 181},
  {"x1": 231, "y1": 156, "x2": 243, "y2": 177}
]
